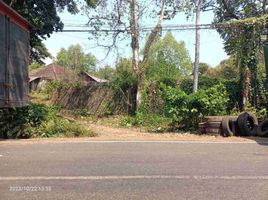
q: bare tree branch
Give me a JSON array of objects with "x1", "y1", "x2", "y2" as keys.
[
  {"x1": 141, "y1": 0, "x2": 166, "y2": 67},
  {"x1": 263, "y1": 0, "x2": 267, "y2": 14}
]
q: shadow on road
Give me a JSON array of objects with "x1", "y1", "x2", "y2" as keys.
[{"x1": 245, "y1": 136, "x2": 268, "y2": 146}]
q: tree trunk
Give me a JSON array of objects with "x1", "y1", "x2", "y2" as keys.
[
  {"x1": 242, "y1": 68, "x2": 250, "y2": 109},
  {"x1": 130, "y1": 0, "x2": 166, "y2": 112},
  {"x1": 130, "y1": 0, "x2": 141, "y2": 111},
  {"x1": 193, "y1": 0, "x2": 202, "y2": 93},
  {"x1": 239, "y1": 48, "x2": 250, "y2": 111}
]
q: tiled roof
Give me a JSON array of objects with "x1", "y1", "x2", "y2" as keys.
[
  {"x1": 80, "y1": 71, "x2": 109, "y2": 83},
  {"x1": 31, "y1": 63, "x2": 66, "y2": 80}
]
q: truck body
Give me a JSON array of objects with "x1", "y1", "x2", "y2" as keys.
[{"x1": 0, "y1": 1, "x2": 30, "y2": 108}]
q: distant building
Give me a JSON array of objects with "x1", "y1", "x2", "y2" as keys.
[
  {"x1": 29, "y1": 63, "x2": 109, "y2": 91},
  {"x1": 79, "y1": 71, "x2": 109, "y2": 84},
  {"x1": 29, "y1": 63, "x2": 69, "y2": 91}
]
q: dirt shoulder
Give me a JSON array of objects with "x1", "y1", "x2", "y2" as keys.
[
  {"x1": 1, "y1": 123, "x2": 268, "y2": 144},
  {"x1": 86, "y1": 123, "x2": 268, "y2": 142}
]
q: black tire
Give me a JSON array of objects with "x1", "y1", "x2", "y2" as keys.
[
  {"x1": 221, "y1": 116, "x2": 237, "y2": 137},
  {"x1": 256, "y1": 119, "x2": 268, "y2": 137},
  {"x1": 237, "y1": 112, "x2": 258, "y2": 136}
]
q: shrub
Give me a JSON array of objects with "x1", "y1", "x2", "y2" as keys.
[
  {"x1": 161, "y1": 83, "x2": 229, "y2": 130},
  {"x1": 0, "y1": 107, "x2": 30, "y2": 139},
  {"x1": 180, "y1": 76, "x2": 224, "y2": 94},
  {"x1": 30, "y1": 117, "x2": 96, "y2": 138},
  {"x1": 0, "y1": 103, "x2": 96, "y2": 139}
]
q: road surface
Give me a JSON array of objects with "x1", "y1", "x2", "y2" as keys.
[{"x1": 0, "y1": 140, "x2": 268, "y2": 200}]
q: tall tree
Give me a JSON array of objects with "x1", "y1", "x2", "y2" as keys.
[
  {"x1": 96, "y1": 65, "x2": 116, "y2": 81},
  {"x1": 84, "y1": 0, "x2": 192, "y2": 111},
  {"x1": 55, "y1": 44, "x2": 97, "y2": 73},
  {"x1": 145, "y1": 32, "x2": 192, "y2": 85},
  {"x1": 210, "y1": 0, "x2": 268, "y2": 109},
  {"x1": 3, "y1": 0, "x2": 97, "y2": 63}
]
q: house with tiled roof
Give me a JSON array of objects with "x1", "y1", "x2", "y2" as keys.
[
  {"x1": 79, "y1": 71, "x2": 109, "y2": 84},
  {"x1": 29, "y1": 63, "x2": 109, "y2": 91},
  {"x1": 30, "y1": 63, "x2": 66, "y2": 81},
  {"x1": 29, "y1": 63, "x2": 72, "y2": 91}
]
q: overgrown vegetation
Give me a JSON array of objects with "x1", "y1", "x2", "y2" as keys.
[
  {"x1": 161, "y1": 84, "x2": 228, "y2": 130},
  {"x1": 33, "y1": 30, "x2": 268, "y2": 134},
  {"x1": 4, "y1": 1, "x2": 268, "y2": 137},
  {"x1": 0, "y1": 104, "x2": 96, "y2": 139}
]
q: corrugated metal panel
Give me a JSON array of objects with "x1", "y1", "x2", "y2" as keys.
[
  {"x1": 0, "y1": 15, "x2": 6, "y2": 102},
  {"x1": 0, "y1": 14, "x2": 29, "y2": 108},
  {"x1": 9, "y1": 21, "x2": 29, "y2": 107}
]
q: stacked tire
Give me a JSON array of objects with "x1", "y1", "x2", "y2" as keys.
[
  {"x1": 204, "y1": 116, "x2": 223, "y2": 135},
  {"x1": 199, "y1": 113, "x2": 268, "y2": 137},
  {"x1": 256, "y1": 119, "x2": 268, "y2": 137},
  {"x1": 221, "y1": 116, "x2": 238, "y2": 137},
  {"x1": 221, "y1": 112, "x2": 259, "y2": 137}
]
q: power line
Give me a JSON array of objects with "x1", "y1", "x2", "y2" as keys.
[
  {"x1": 61, "y1": 24, "x2": 213, "y2": 33},
  {"x1": 61, "y1": 21, "x2": 261, "y2": 33}
]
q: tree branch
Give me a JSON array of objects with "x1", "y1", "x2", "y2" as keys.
[
  {"x1": 221, "y1": 0, "x2": 239, "y2": 20},
  {"x1": 263, "y1": 0, "x2": 267, "y2": 14},
  {"x1": 141, "y1": 0, "x2": 165, "y2": 66}
]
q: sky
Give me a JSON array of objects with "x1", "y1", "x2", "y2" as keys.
[{"x1": 43, "y1": 9, "x2": 228, "y2": 68}]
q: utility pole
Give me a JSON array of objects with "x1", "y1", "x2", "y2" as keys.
[{"x1": 193, "y1": 0, "x2": 202, "y2": 93}]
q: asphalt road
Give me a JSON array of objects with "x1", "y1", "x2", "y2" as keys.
[{"x1": 1, "y1": 140, "x2": 268, "y2": 200}]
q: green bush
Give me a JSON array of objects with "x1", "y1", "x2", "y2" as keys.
[
  {"x1": 0, "y1": 103, "x2": 96, "y2": 139},
  {"x1": 180, "y1": 76, "x2": 224, "y2": 94},
  {"x1": 0, "y1": 107, "x2": 29, "y2": 139},
  {"x1": 224, "y1": 80, "x2": 240, "y2": 112},
  {"x1": 30, "y1": 117, "x2": 96, "y2": 138},
  {"x1": 161, "y1": 83, "x2": 229, "y2": 130},
  {"x1": 180, "y1": 77, "x2": 240, "y2": 113},
  {"x1": 43, "y1": 80, "x2": 63, "y2": 95}
]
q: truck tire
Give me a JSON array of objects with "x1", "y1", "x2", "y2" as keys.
[
  {"x1": 237, "y1": 112, "x2": 258, "y2": 136},
  {"x1": 256, "y1": 119, "x2": 268, "y2": 137},
  {"x1": 221, "y1": 116, "x2": 237, "y2": 137}
]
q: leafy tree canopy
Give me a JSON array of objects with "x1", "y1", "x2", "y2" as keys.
[
  {"x1": 55, "y1": 44, "x2": 97, "y2": 73},
  {"x1": 199, "y1": 56, "x2": 238, "y2": 79},
  {"x1": 145, "y1": 32, "x2": 192, "y2": 85},
  {"x1": 96, "y1": 65, "x2": 116, "y2": 81},
  {"x1": 215, "y1": 56, "x2": 239, "y2": 80},
  {"x1": 198, "y1": 62, "x2": 211, "y2": 75},
  {"x1": 4, "y1": 0, "x2": 97, "y2": 63},
  {"x1": 209, "y1": 1, "x2": 268, "y2": 57}
]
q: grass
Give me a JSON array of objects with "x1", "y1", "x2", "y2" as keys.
[
  {"x1": 28, "y1": 91, "x2": 169, "y2": 137},
  {"x1": 30, "y1": 118, "x2": 97, "y2": 138},
  {"x1": 0, "y1": 93, "x2": 97, "y2": 139}
]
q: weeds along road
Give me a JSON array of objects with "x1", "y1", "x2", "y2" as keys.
[{"x1": 1, "y1": 140, "x2": 268, "y2": 200}]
